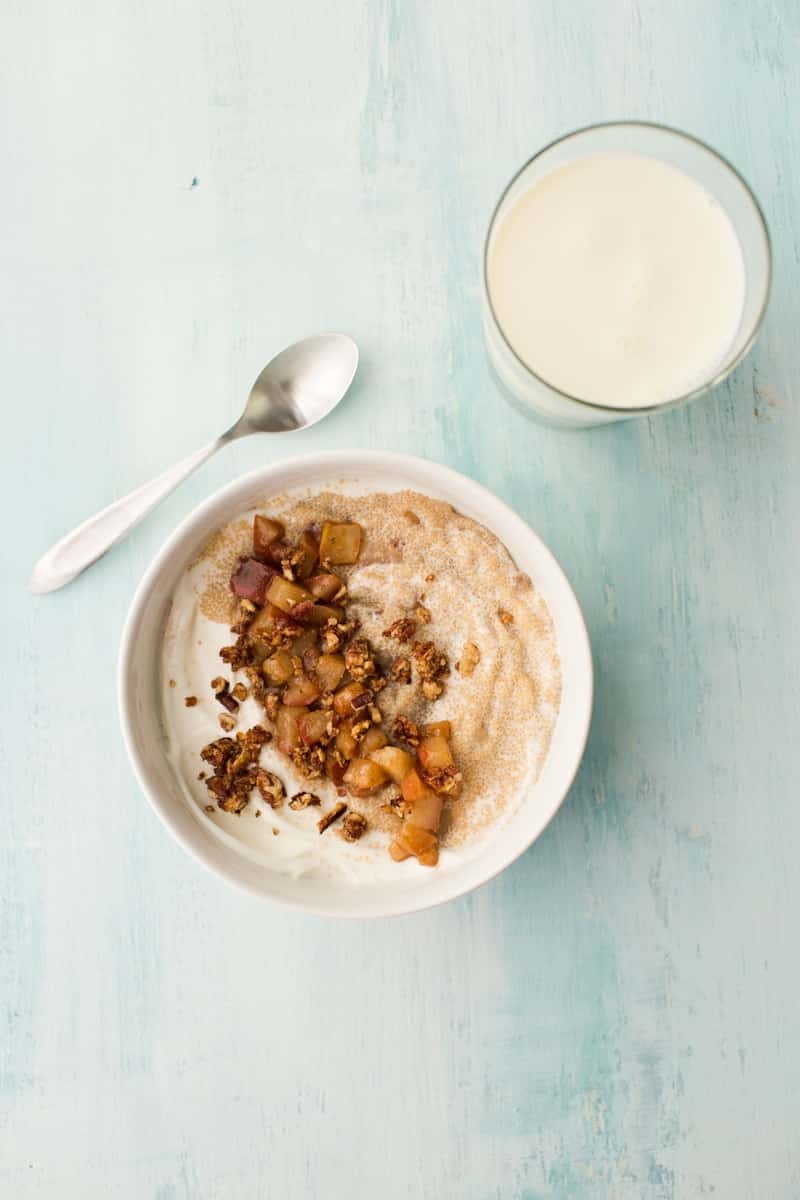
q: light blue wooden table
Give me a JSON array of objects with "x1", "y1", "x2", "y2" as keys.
[{"x1": 2, "y1": 2, "x2": 798, "y2": 1196}]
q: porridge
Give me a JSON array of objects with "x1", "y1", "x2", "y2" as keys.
[{"x1": 161, "y1": 489, "x2": 561, "y2": 882}]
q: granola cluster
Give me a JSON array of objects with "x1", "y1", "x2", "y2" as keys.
[{"x1": 200, "y1": 725, "x2": 276, "y2": 813}]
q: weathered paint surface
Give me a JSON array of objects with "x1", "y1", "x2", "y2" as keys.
[{"x1": 1, "y1": 1, "x2": 798, "y2": 1196}]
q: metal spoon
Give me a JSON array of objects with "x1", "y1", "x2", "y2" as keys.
[{"x1": 28, "y1": 333, "x2": 359, "y2": 595}]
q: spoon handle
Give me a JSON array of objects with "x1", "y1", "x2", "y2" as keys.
[{"x1": 28, "y1": 433, "x2": 232, "y2": 594}]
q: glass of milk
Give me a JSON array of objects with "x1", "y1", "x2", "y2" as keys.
[{"x1": 483, "y1": 122, "x2": 771, "y2": 428}]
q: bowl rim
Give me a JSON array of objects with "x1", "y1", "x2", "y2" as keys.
[
  {"x1": 118, "y1": 450, "x2": 593, "y2": 917},
  {"x1": 482, "y1": 119, "x2": 773, "y2": 415}
]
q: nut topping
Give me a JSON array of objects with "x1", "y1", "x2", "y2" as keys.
[{"x1": 317, "y1": 801, "x2": 348, "y2": 834}]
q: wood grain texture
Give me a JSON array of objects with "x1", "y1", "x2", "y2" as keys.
[{"x1": 1, "y1": 0, "x2": 798, "y2": 1196}]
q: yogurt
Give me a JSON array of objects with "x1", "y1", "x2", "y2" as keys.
[{"x1": 486, "y1": 153, "x2": 747, "y2": 408}]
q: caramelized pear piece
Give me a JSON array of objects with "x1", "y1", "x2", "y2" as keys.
[
  {"x1": 276, "y1": 706, "x2": 305, "y2": 754},
  {"x1": 417, "y1": 847, "x2": 439, "y2": 868},
  {"x1": 421, "y1": 720, "x2": 452, "y2": 741},
  {"x1": 319, "y1": 521, "x2": 362, "y2": 565},
  {"x1": 389, "y1": 840, "x2": 411, "y2": 862},
  {"x1": 333, "y1": 681, "x2": 371, "y2": 716},
  {"x1": 401, "y1": 770, "x2": 443, "y2": 830},
  {"x1": 335, "y1": 721, "x2": 359, "y2": 760},
  {"x1": 417, "y1": 735, "x2": 454, "y2": 772},
  {"x1": 230, "y1": 557, "x2": 277, "y2": 605},
  {"x1": 253, "y1": 515, "x2": 285, "y2": 556},
  {"x1": 263, "y1": 650, "x2": 294, "y2": 685},
  {"x1": 343, "y1": 757, "x2": 389, "y2": 797},
  {"x1": 307, "y1": 603, "x2": 345, "y2": 627},
  {"x1": 266, "y1": 576, "x2": 312, "y2": 614},
  {"x1": 297, "y1": 710, "x2": 331, "y2": 746},
  {"x1": 316, "y1": 652, "x2": 346, "y2": 693},
  {"x1": 360, "y1": 726, "x2": 388, "y2": 754},
  {"x1": 369, "y1": 746, "x2": 414, "y2": 784},
  {"x1": 293, "y1": 530, "x2": 319, "y2": 580},
  {"x1": 290, "y1": 629, "x2": 317, "y2": 659},
  {"x1": 283, "y1": 674, "x2": 322, "y2": 707},
  {"x1": 325, "y1": 751, "x2": 348, "y2": 786},
  {"x1": 307, "y1": 573, "x2": 343, "y2": 601},
  {"x1": 395, "y1": 823, "x2": 438, "y2": 857}
]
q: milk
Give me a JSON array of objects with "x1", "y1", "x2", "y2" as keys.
[{"x1": 486, "y1": 153, "x2": 746, "y2": 410}]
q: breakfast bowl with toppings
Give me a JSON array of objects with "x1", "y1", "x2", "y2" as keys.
[{"x1": 119, "y1": 451, "x2": 592, "y2": 916}]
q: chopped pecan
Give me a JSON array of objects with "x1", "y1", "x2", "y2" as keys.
[
  {"x1": 390, "y1": 656, "x2": 411, "y2": 684},
  {"x1": 289, "y1": 791, "x2": 321, "y2": 810},
  {"x1": 320, "y1": 618, "x2": 357, "y2": 654},
  {"x1": 340, "y1": 812, "x2": 368, "y2": 842},
  {"x1": 263, "y1": 691, "x2": 280, "y2": 721},
  {"x1": 421, "y1": 765, "x2": 462, "y2": 795},
  {"x1": 231, "y1": 682, "x2": 248, "y2": 702},
  {"x1": 220, "y1": 635, "x2": 253, "y2": 670},
  {"x1": 230, "y1": 599, "x2": 257, "y2": 635},
  {"x1": 218, "y1": 774, "x2": 254, "y2": 813},
  {"x1": 344, "y1": 637, "x2": 377, "y2": 681},
  {"x1": 290, "y1": 742, "x2": 326, "y2": 780},
  {"x1": 456, "y1": 642, "x2": 481, "y2": 676},
  {"x1": 414, "y1": 604, "x2": 432, "y2": 624},
  {"x1": 200, "y1": 736, "x2": 237, "y2": 774},
  {"x1": 318, "y1": 802, "x2": 348, "y2": 834},
  {"x1": 245, "y1": 665, "x2": 267, "y2": 704},
  {"x1": 216, "y1": 688, "x2": 239, "y2": 713},
  {"x1": 421, "y1": 680, "x2": 444, "y2": 701},
  {"x1": 184, "y1": 696, "x2": 198, "y2": 707},
  {"x1": 411, "y1": 640, "x2": 448, "y2": 678},
  {"x1": 383, "y1": 617, "x2": 416, "y2": 643},
  {"x1": 211, "y1": 676, "x2": 228, "y2": 694},
  {"x1": 253, "y1": 768, "x2": 284, "y2": 808},
  {"x1": 218, "y1": 713, "x2": 236, "y2": 732},
  {"x1": 393, "y1": 715, "x2": 420, "y2": 747}
]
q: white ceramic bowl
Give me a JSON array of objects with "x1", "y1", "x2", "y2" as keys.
[{"x1": 118, "y1": 451, "x2": 593, "y2": 917}]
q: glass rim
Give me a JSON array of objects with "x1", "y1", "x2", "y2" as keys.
[{"x1": 482, "y1": 120, "x2": 773, "y2": 415}]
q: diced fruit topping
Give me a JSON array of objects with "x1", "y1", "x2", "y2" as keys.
[
  {"x1": 319, "y1": 521, "x2": 362, "y2": 565},
  {"x1": 343, "y1": 758, "x2": 389, "y2": 797},
  {"x1": 209, "y1": 508, "x2": 464, "y2": 871},
  {"x1": 417, "y1": 735, "x2": 453, "y2": 772},
  {"x1": 275, "y1": 706, "x2": 304, "y2": 754},
  {"x1": 307, "y1": 603, "x2": 344, "y2": 627},
  {"x1": 294, "y1": 531, "x2": 319, "y2": 580},
  {"x1": 283, "y1": 674, "x2": 322, "y2": 707},
  {"x1": 421, "y1": 720, "x2": 452, "y2": 740},
  {"x1": 297, "y1": 710, "x2": 332, "y2": 746},
  {"x1": 368, "y1": 746, "x2": 414, "y2": 784},
  {"x1": 253, "y1": 515, "x2": 285, "y2": 556},
  {"x1": 263, "y1": 651, "x2": 294, "y2": 685},
  {"x1": 315, "y1": 653, "x2": 346, "y2": 693},
  {"x1": 266, "y1": 576, "x2": 312, "y2": 614},
  {"x1": 333, "y1": 681, "x2": 372, "y2": 716},
  {"x1": 230, "y1": 557, "x2": 277, "y2": 605},
  {"x1": 307, "y1": 573, "x2": 344, "y2": 600},
  {"x1": 360, "y1": 726, "x2": 388, "y2": 754}
]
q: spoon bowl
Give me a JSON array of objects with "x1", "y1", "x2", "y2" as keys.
[
  {"x1": 240, "y1": 334, "x2": 359, "y2": 434},
  {"x1": 28, "y1": 333, "x2": 359, "y2": 594}
]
